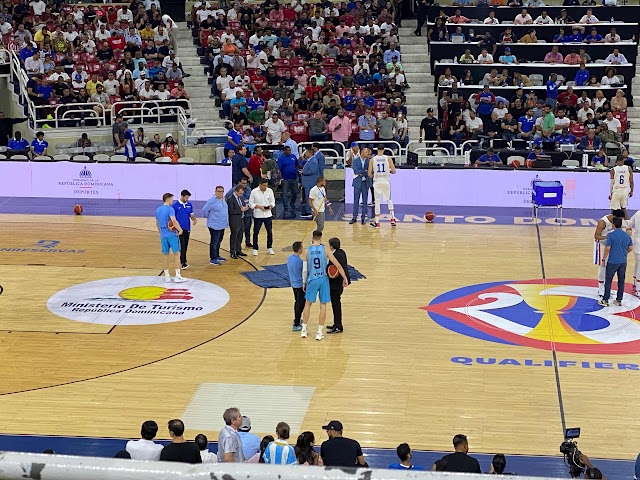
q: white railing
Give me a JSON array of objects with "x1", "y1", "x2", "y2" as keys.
[
  {"x1": 0, "y1": 451, "x2": 561, "y2": 480},
  {"x1": 298, "y1": 140, "x2": 346, "y2": 164}
]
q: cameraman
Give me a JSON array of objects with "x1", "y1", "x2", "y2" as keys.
[{"x1": 580, "y1": 454, "x2": 606, "y2": 480}]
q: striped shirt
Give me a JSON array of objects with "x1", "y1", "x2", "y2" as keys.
[
  {"x1": 263, "y1": 440, "x2": 297, "y2": 465},
  {"x1": 217, "y1": 426, "x2": 245, "y2": 463},
  {"x1": 123, "y1": 129, "x2": 136, "y2": 159}
]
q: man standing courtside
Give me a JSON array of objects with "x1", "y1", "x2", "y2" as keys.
[
  {"x1": 327, "y1": 237, "x2": 350, "y2": 334},
  {"x1": 600, "y1": 216, "x2": 632, "y2": 307},
  {"x1": 218, "y1": 408, "x2": 245, "y2": 463},
  {"x1": 160, "y1": 419, "x2": 202, "y2": 464},
  {"x1": 172, "y1": 189, "x2": 197, "y2": 269},
  {"x1": 249, "y1": 178, "x2": 276, "y2": 256},
  {"x1": 156, "y1": 193, "x2": 186, "y2": 283},
  {"x1": 287, "y1": 241, "x2": 305, "y2": 332},
  {"x1": 126, "y1": 420, "x2": 163, "y2": 460},
  {"x1": 350, "y1": 146, "x2": 372, "y2": 225},
  {"x1": 227, "y1": 184, "x2": 248, "y2": 259}
]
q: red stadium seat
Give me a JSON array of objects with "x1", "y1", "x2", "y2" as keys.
[
  {"x1": 290, "y1": 38, "x2": 301, "y2": 50},
  {"x1": 374, "y1": 99, "x2": 387, "y2": 110},
  {"x1": 322, "y1": 58, "x2": 337, "y2": 67},
  {"x1": 294, "y1": 111, "x2": 310, "y2": 122},
  {"x1": 613, "y1": 112, "x2": 628, "y2": 133},
  {"x1": 570, "y1": 123, "x2": 585, "y2": 139},
  {"x1": 228, "y1": 21, "x2": 241, "y2": 29},
  {"x1": 86, "y1": 63, "x2": 101, "y2": 74},
  {"x1": 289, "y1": 122, "x2": 308, "y2": 143},
  {"x1": 200, "y1": 29, "x2": 211, "y2": 47},
  {"x1": 355, "y1": 88, "x2": 364, "y2": 98},
  {"x1": 338, "y1": 88, "x2": 349, "y2": 99},
  {"x1": 276, "y1": 68, "x2": 289, "y2": 77},
  {"x1": 290, "y1": 57, "x2": 304, "y2": 68},
  {"x1": 274, "y1": 58, "x2": 291, "y2": 68},
  {"x1": 349, "y1": 121, "x2": 359, "y2": 142}
]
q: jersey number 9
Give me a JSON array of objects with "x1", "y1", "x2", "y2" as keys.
[{"x1": 313, "y1": 257, "x2": 321, "y2": 269}]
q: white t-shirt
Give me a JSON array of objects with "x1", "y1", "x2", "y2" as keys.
[
  {"x1": 103, "y1": 79, "x2": 119, "y2": 96},
  {"x1": 604, "y1": 117, "x2": 622, "y2": 132},
  {"x1": 138, "y1": 87, "x2": 157, "y2": 99},
  {"x1": 216, "y1": 75, "x2": 232, "y2": 92},
  {"x1": 577, "y1": 108, "x2": 594, "y2": 123},
  {"x1": 125, "y1": 439, "x2": 163, "y2": 461},
  {"x1": 579, "y1": 14, "x2": 599, "y2": 23},
  {"x1": 514, "y1": 14, "x2": 532, "y2": 24},
  {"x1": 534, "y1": 15, "x2": 553, "y2": 24},
  {"x1": 265, "y1": 119, "x2": 286, "y2": 144},
  {"x1": 484, "y1": 17, "x2": 499, "y2": 24},
  {"x1": 30, "y1": 0, "x2": 46, "y2": 15},
  {"x1": 492, "y1": 107, "x2": 508, "y2": 119},
  {"x1": 222, "y1": 86, "x2": 242, "y2": 101},
  {"x1": 309, "y1": 185, "x2": 327, "y2": 212},
  {"x1": 466, "y1": 117, "x2": 483, "y2": 131},
  {"x1": 554, "y1": 117, "x2": 571, "y2": 131}
]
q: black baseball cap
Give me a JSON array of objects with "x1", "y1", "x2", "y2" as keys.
[
  {"x1": 322, "y1": 420, "x2": 343, "y2": 431},
  {"x1": 427, "y1": 107, "x2": 434, "y2": 113}
]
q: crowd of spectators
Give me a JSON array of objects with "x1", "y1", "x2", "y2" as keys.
[
  {"x1": 1, "y1": 0, "x2": 189, "y2": 124},
  {"x1": 194, "y1": 0, "x2": 409, "y2": 153}
]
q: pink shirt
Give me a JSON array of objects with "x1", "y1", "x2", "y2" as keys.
[
  {"x1": 328, "y1": 114, "x2": 352, "y2": 142},
  {"x1": 544, "y1": 52, "x2": 563, "y2": 63}
]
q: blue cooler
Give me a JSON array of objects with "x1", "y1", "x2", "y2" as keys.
[{"x1": 532, "y1": 181, "x2": 564, "y2": 222}]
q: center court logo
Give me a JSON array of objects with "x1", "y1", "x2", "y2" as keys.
[
  {"x1": 422, "y1": 279, "x2": 640, "y2": 355},
  {"x1": 47, "y1": 276, "x2": 230, "y2": 326}
]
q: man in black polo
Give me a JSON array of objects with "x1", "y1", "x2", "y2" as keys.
[
  {"x1": 419, "y1": 108, "x2": 440, "y2": 144},
  {"x1": 320, "y1": 421, "x2": 367, "y2": 467},
  {"x1": 440, "y1": 434, "x2": 481, "y2": 473}
]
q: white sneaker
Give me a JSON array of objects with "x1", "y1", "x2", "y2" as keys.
[
  {"x1": 315, "y1": 332, "x2": 324, "y2": 341},
  {"x1": 267, "y1": 248, "x2": 275, "y2": 255},
  {"x1": 165, "y1": 275, "x2": 171, "y2": 283},
  {"x1": 174, "y1": 275, "x2": 187, "y2": 283},
  {"x1": 253, "y1": 249, "x2": 259, "y2": 256},
  {"x1": 301, "y1": 329, "x2": 308, "y2": 338}
]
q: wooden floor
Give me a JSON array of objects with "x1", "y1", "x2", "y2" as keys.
[{"x1": 0, "y1": 214, "x2": 639, "y2": 459}]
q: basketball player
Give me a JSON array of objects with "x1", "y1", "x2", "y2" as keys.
[
  {"x1": 626, "y1": 210, "x2": 640, "y2": 295},
  {"x1": 301, "y1": 230, "x2": 348, "y2": 341},
  {"x1": 594, "y1": 209, "x2": 625, "y2": 296},
  {"x1": 368, "y1": 144, "x2": 397, "y2": 228},
  {"x1": 610, "y1": 154, "x2": 634, "y2": 220},
  {"x1": 156, "y1": 193, "x2": 186, "y2": 283}
]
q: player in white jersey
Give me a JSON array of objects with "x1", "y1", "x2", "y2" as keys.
[
  {"x1": 594, "y1": 209, "x2": 625, "y2": 296},
  {"x1": 609, "y1": 155, "x2": 634, "y2": 219},
  {"x1": 367, "y1": 144, "x2": 397, "y2": 229},
  {"x1": 626, "y1": 210, "x2": 640, "y2": 295}
]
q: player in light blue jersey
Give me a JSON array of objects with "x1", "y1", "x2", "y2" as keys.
[
  {"x1": 156, "y1": 192, "x2": 186, "y2": 283},
  {"x1": 301, "y1": 230, "x2": 348, "y2": 341}
]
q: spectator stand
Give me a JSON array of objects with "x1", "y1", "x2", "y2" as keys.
[{"x1": 405, "y1": 139, "x2": 461, "y2": 164}]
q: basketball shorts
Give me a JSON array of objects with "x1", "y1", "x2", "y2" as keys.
[
  {"x1": 610, "y1": 189, "x2": 628, "y2": 210},
  {"x1": 594, "y1": 241, "x2": 608, "y2": 266},
  {"x1": 161, "y1": 235, "x2": 180, "y2": 255},
  {"x1": 305, "y1": 277, "x2": 331, "y2": 304},
  {"x1": 374, "y1": 181, "x2": 391, "y2": 201}
]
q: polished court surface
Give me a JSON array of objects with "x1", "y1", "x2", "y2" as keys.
[{"x1": 1, "y1": 213, "x2": 639, "y2": 462}]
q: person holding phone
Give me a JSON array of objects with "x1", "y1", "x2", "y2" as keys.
[{"x1": 249, "y1": 178, "x2": 276, "y2": 256}]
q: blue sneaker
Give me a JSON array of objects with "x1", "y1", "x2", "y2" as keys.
[
  {"x1": 217, "y1": 257, "x2": 227, "y2": 262},
  {"x1": 209, "y1": 259, "x2": 220, "y2": 266},
  {"x1": 292, "y1": 325, "x2": 302, "y2": 331}
]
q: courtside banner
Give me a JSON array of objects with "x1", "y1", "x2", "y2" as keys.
[
  {"x1": 0, "y1": 161, "x2": 232, "y2": 201},
  {"x1": 345, "y1": 168, "x2": 611, "y2": 209}
]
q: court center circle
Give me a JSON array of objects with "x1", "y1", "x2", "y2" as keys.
[{"x1": 47, "y1": 276, "x2": 230, "y2": 326}]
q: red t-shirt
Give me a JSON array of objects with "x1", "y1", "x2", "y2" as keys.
[
  {"x1": 248, "y1": 154, "x2": 263, "y2": 176},
  {"x1": 251, "y1": 76, "x2": 266, "y2": 90},
  {"x1": 108, "y1": 35, "x2": 125, "y2": 51},
  {"x1": 305, "y1": 85, "x2": 322, "y2": 97}
]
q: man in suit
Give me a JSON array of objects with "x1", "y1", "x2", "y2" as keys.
[
  {"x1": 227, "y1": 184, "x2": 248, "y2": 259},
  {"x1": 327, "y1": 237, "x2": 350, "y2": 334},
  {"x1": 349, "y1": 146, "x2": 372, "y2": 225}
]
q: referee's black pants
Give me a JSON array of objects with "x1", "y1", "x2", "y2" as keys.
[
  {"x1": 179, "y1": 230, "x2": 190, "y2": 266},
  {"x1": 330, "y1": 287, "x2": 344, "y2": 330},
  {"x1": 292, "y1": 287, "x2": 305, "y2": 326}
]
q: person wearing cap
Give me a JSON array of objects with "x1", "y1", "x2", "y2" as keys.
[
  {"x1": 527, "y1": 144, "x2": 543, "y2": 162},
  {"x1": 237, "y1": 416, "x2": 260, "y2": 460},
  {"x1": 278, "y1": 145, "x2": 299, "y2": 219},
  {"x1": 475, "y1": 147, "x2": 502, "y2": 167},
  {"x1": 498, "y1": 47, "x2": 519, "y2": 65},
  {"x1": 161, "y1": 133, "x2": 180, "y2": 163},
  {"x1": 172, "y1": 190, "x2": 197, "y2": 269},
  {"x1": 439, "y1": 434, "x2": 481, "y2": 473},
  {"x1": 320, "y1": 421, "x2": 366, "y2": 467},
  {"x1": 419, "y1": 108, "x2": 440, "y2": 144}
]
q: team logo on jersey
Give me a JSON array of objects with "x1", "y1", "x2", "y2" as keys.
[{"x1": 422, "y1": 279, "x2": 640, "y2": 354}]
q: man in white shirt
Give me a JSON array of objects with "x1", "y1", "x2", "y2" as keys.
[
  {"x1": 603, "y1": 112, "x2": 622, "y2": 133},
  {"x1": 234, "y1": 68, "x2": 250, "y2": 89},
  {"x1": 577, "y1": 102, "x2": 594, "y2": 123},
  {"x1": 117, "y1": 5, "x2": 134, "y2": 23},
  {"x1": 579, "y1": 9, "x2": 599, "y2": 24},
  {"x1": 49, "y1": 66, "x2": 69, "y2": 82},
  {"x1": 554, "y1": 109, "x2": 571, "y2": 133},
  {"x1": 134, "y1": 71, "x2": 148, "y2": 91},
  {"x1": 126, "y1": 421, "x2": 164, "y2": 461},
  {"x1": 221, "y1": 80, "x2": 243, "y2": 118},
  {"x1": 309, "y1": 177, "x2": 332, "y2": 232},
  {"x1": 525, "y1": 0, "x2": 545, "y2": 6},
  {"x1": 30, "y1": 0, "x2": 46, "y2": 16},
  {"x1": 265, "y1": 112, "x2": 286, "y2": 144},
  {"x1": 103, "y1": 72, "x2": 120, "y2": 96},
  {"x1": 605, "y1": 28, "x2": 620, "y2": 43},
  {"x1": 25, "y1": 52, "x2": 44, "y2": 74},
  {"x1": 484, "y1": 11, "x2": 499, "y2": 24},
  {"x1": 514, "y1": 8, "x2": 533, "y2": 24},
  {"x1": 249, "y1": 178, "x2": 276, "y2": 256},
  {"x1": 0, "y1": 18, "x2": 13, "y2": 35},
  {"x1": 534, "y1": 11, "x2": 554, "y2": 24},
  {"x1": 605, "y1": 48, "x2": 628, "y2": 64},
  {"x1": 466, "y1": 110, "x2": 484, "y2": 140},
  {"x1": 95, "y1": 24, "x2": 110, "y2": 42},
  {"x1": 139, "y1": 81, "x2": 157, "y2": 99},
  {"x1": 478, "y1": 48, "x2": 494, "y2": 64}
]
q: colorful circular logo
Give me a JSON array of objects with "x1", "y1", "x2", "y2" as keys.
[
  {"x1": 48, "y1": 276, "x2": 230, "y2": 326},
  {"x1": 422, "y1": 279, "x2": 640, "y2": 354}
]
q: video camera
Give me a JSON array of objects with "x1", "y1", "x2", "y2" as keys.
[{"x1": 560, "y1": 428, "x2": 585, "y2": 478}]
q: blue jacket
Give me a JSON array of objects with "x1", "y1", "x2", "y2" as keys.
[
  {"x1": 202, "y1": 196, "x2": 229, "y2": 230},
  {"x1": 278, "y1": 153, "x2": 299, "y2": 180},
  {"x1": 301, "y1": 155, "x2": 319, "y2": 189},
  {"x1": 314, "y1": 150, "x2": 326, "y2": 176},
  {"x1": 351, "y1": 155, "x2": 372, "y2": 188},
  {"x1": 578, "y1": 135, "x2": 602, "y2": 151}
]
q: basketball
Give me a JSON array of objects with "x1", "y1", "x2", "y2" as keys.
[
  {"x1": 525, "y1": 159, "x2": 534, "y2": 169},
  {"x1": 327, "y1": 264, "x2": 339, "y2": 279},
  {"x1": 168, "y1": 220, "x2": 179, "y2": 232},
  {"x1": 510, "y1": 159, "x2": 521, "y2": 168},
  {"x1": 425, "y1": 211, "x2": 435, "y2": 222},
  {"x1": 73, "y1": 204, "x2": 83, "y2": 215}
]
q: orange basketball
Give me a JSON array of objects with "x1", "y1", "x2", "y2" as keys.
[
  {"x1": 73, "y1": 204, "x2": 83, "y2": 215},
  {"x1": 510, "y1": 159, "x2": 521, "y2": 168},
  {"x1": 425, "y1": 211, "x2": 435, "y2": 222},
  {"x1": 168, "y1": 220, "x2": 179, "y2": 232},
  {"x1": 525, "y1": 159, "x2": 534, "y2": 169},
  {"x1": 327, "y1": 264, "x2": 339, "y2": 279}
]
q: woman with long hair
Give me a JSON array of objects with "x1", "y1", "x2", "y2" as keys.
[
  {"x1": 161, "y1": 133, "x2": 180, "y2": 163},
  {"x1": 611, "y1": 89, "x2": 627, "y2": 113},
  {"x1": 295, "y1": 432, "x2": 323, "y2": 466}
]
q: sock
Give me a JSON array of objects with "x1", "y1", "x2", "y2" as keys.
[
  {"x1": 317, "y1": 325, "x2": 323, "y2": 335},
  {"x1": 175, "y1": 269, "x2": 181, "y2": 276},
  {"x1": 301, "y1": 324, "x2": 307, "y2": 332},
  {"x1": 390, "y1": 210, "x2": 395, "y2": 220},
  {"x1": 375, "y1": 215, "x2": 379, "y2": 223},
  {"x1": 164, "y1": 269, "x2": 170, "y2": 276}
]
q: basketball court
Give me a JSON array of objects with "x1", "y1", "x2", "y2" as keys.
[{"x1": 1, "y1": 209, "x2": 639, "y2": 466}]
